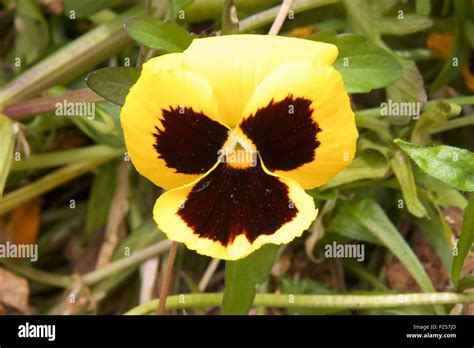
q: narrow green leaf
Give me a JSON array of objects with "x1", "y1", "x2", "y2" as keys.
[
  {"x1": 86, "y1": 67, "x2": 141, "y2": 106},
  {"x1": 358, "y1": 136, "x2": 392, "y2": 159},
  {"x1": 415, "y1": 171, "x2": 467, "y2": 210},
  {"x1": 376, "y1": 15, "x2": 432, "y2": 35},
  {"x1": 85, "y1": 161, "x2": 117, "y2": 238},
  {"x1": 166, "y1": 0, "x2": 194, "y2": 22},
  {"x1": 395, "y1": 139, "x2": 474, "y2": 192},
  {"x1": 414, "y1": 198, "x2": 453, "y2": 271},
  {"x1": 322, "y1": 150, "x2": 389, "y2": 189},
  {"x1": 458, "y1": 275, "x2": 474, "y2": 291},
  {"x1": 416, "y1": 0, "x2": 432, "y2": 16},
  {"x1": 12, "y1": 0, "x2": 50, "y2": 66},
  {"x1": 411, "y1": 101, "x2": 462, "y2": 145},
  {"x1": 390, "y1": 151, "x2": 427, "y2": 218},
  {"x1": 222, "y1": 245, "x2": 278, "y2": 314},
  {"x1": 349, "y1": 198, "x2": 443, "y2": 314},
  {"x1": 430, "y1": 0, "x2": 470, "y2": 93},
  {"x1": 0, "y1": 115, "x2": 15, "y2": 197},
  {"x1": 326, "y1": 202, "x2": 382, "y2": 245},
  {"x1": 63, "y1": 0, "x2": 123, "y2": 18},
  {"x1": 0, "y1": 6, "x2": 143, "y2": 105},
  {"x1": 308, "y1": 32, "x2": 403, "y2": 93},
  {"x1": 452, "y1": 194, "x2": 474, "y2": 287},
  {"x1": 125, "y1": 16, "x2": 193, "y2": 52}
]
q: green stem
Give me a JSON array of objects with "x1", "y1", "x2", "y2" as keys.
[
  {"x1": 126, "y1": 292, "x2": 474, "y2": 315},
  {"x1": 2, "y1": 89, "x2": 104, "y2": 120},
  {"x1": 0, "y1": 6, "x2": 144, "y2": 105},
  {"x1": 0, "y1": 259, "x2": 72, "y2": 288},
  {"x1": 82, "y1": 239, "x2": 171, "y2": 285},
  {"x1": 11, "y1": 145, "x2": 124, "y2": 171},
  {"x1": 221, "y1": 0, "x2": 239, "y2": 35},
  {"x1": 1, "y1": 239, "x2": 172, "y2": 288},
  {"x1": 343, "y1": 260, "x2": 389, "y2": 291},
  {"x1": 458, "y1": 276, "x2": 474, "y2": 292},
  {"x1": 431, "y1": 114, "x2": 474, "y2": 134},
  {"x1": 0, "y1": 158, "x2": 113, "y2": 216},
  {"x1": 238, "y1": 0, "x2": 339, "y2": 33},
  {"x1": 356, "y1": 95, "x2": 474, "y2": 118},
  {"x1": 395, "y1": 49, "x2": 432, "y2": 61}
]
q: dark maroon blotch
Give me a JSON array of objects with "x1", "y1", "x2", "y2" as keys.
[
  {"x1": 240, "y1": 95, "x2": 321, "y2": 171},
  {"x1": 153, "y1": 106, "x2": 228, "y2": 175},
  {"x1": 178, "y1": 159, "x2": 298, "y2": 246}
]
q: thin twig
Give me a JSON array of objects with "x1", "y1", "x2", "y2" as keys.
[
  {"x1": 268, "y1": 0, "x2": 294, "y2": 35},
  {"x1": 95, "y1": 162, "x2": 131, "y2": 269},
  {"x1": 157, "y1": 241, "x2": 178, "y2": 314},
  {"x1": 198, "y1": 259, "x2": 220, "y2": 292},
  {"x1": 2, "y1": 88, "x2": 105, "y2": 120}
]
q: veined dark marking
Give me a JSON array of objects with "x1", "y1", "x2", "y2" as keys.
[
  {"x1": 178, "y1": 159, "x2": 298, "y2": 246},
  {"x1": 153, "y1": 106, "x2": 228, "y2": 174},
  {"x1": 240, "y1": 94, "x2": 321, "y2": 171}
]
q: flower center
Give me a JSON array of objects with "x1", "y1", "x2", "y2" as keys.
[{"x1": 219, "y1": 132, "x2": 257, "y2": 168}]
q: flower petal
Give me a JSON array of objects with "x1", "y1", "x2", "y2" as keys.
[
  {"x1": 121, "y1": 55, "x2": 229, "y2": 190},
  {"x1": 238, "y1": 60, "x2": 358, "y2": 189},
  {"x1": 153, "y1": 159, "x2": 317, "y2": 260},
  {"x1": 182, "y1": 34, "x2": 338, "y2": 127}
]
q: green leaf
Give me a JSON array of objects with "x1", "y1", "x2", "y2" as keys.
[
  {"x1": 84, "y1": 161, "x2": 117, "y2": 238},
  {"x1": 415, "y1": 171, "x2": 467, "y2": 209},
  {"x1": 357, "y1": 136, "x2": 392, "y2": 159},
  {"x1": 327, "y1": 202, "x2": 382, "y2": 245},
  {"x1": 63, "y1": 0, "x2": 123, "y2": 18},
  {"x1": 386, "y1": 59, "x2": 427, "y2": 126},
  {"x1": 322, "y1": 150, "x2": 389, "y2": 190},
  {"x1": 67, "y1": 102, "x2": 124, "y2": 148},
  {"x1": 416, "y1": 0, "x2": 432, "y2": 16},
  {"x1": 430, "y1": 0, "x2": 470, "y2": 93},
  {"x1": 0, "y1": 115, "x2": 14, "y2": 197},
  {"x1": 414, "y1": 198, "x2": 453, "y2": 271},
  {"x1": 166, "y1": 0, "x2": 194, "y2": 22},
  {"x1": 395, "y1": 139, "x2": 474, "y2": 192},
  {"x1": 308, "y1": 32, "x2": 403, "y2": 93},
  {"x1": 390, "y1": 150, "x2": 427, "y2": 217},
  {"x1": 221, "y1": 245, "x2": 278, "y2": 315},
  {"x1": 86, "y1": 67, "x2": 141, "y2": 106},
  {"x1": 411, "y1": 101, "x2": 462, "y2": 145},
  {"x1": 376, "y1": 15, "x2": 433, "y2": 35},
  {"x1": 343, "y1": 0, "x2": 431, "y2": 42},
  {"x1": 125, "y1": 16, "x2": 193, "y2": 52},
  {"x1": 452, "y1": 194, "x2": 474, "y2": 287},
  {"x1": 348, "y1": 198, "x2": 443, "y2": 313},
  {"x1": 12, "y1": 0, "x2": 50, "y2": 66}
]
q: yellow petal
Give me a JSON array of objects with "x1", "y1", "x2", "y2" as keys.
[
  {"x1": 120, "y1": 54, "x2": 229, "y2": 190},
  {"x1": 182, "y1": 34, "x2": 338, "y2": 127},
  {"x1": 238, "y1": 60, "x2": 358, "y2": 189},
  {"x1": 153, "y1": 159, "x2": 317, "y2": 260}
]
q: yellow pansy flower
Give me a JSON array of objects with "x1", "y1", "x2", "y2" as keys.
[{"x1": 120, "y1": 34, "x2": 358, "y2": 260}]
